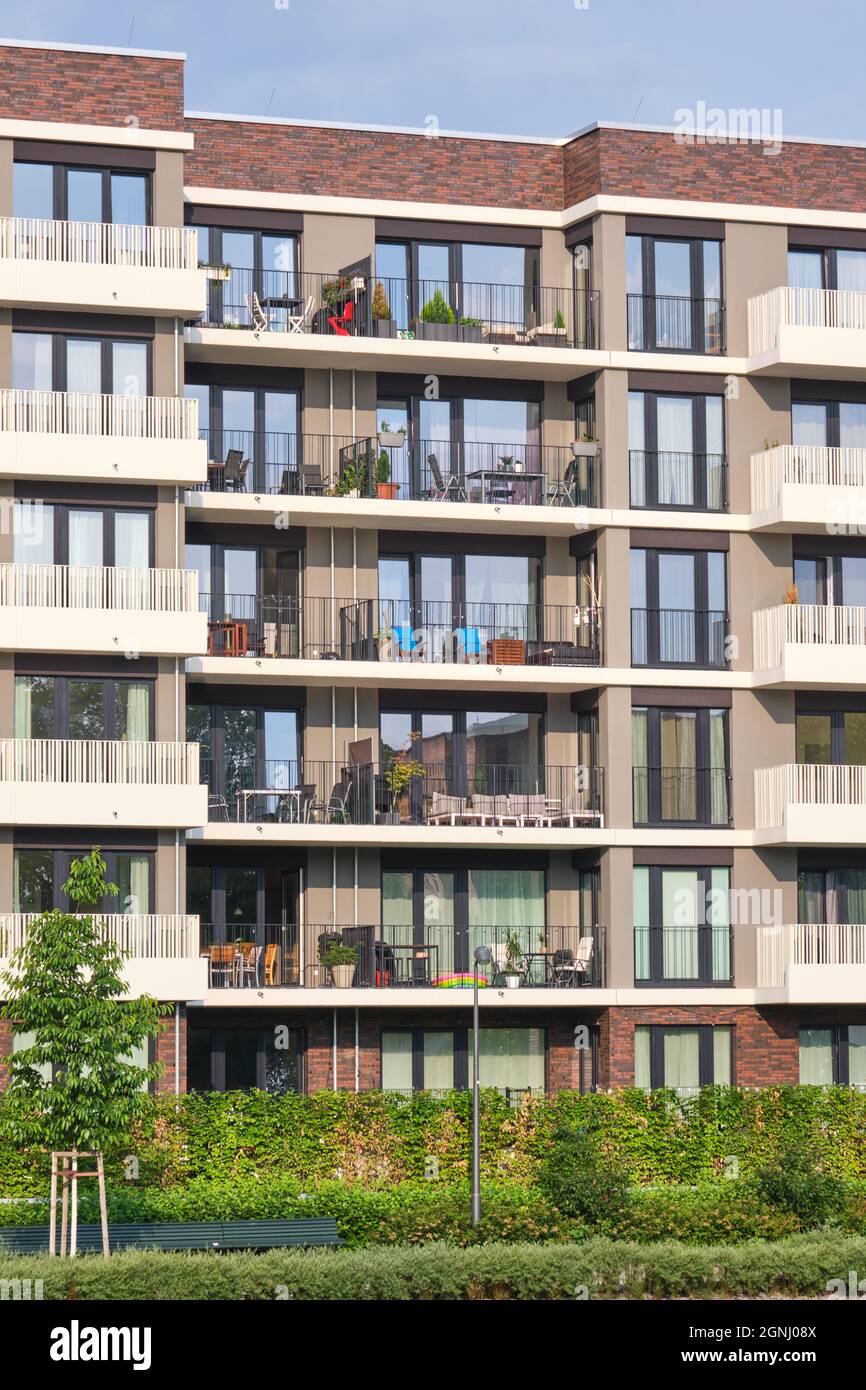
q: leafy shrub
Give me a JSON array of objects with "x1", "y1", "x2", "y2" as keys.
[
  {"x1": 420, "y1": 291, "x2": 455, "y2": 324},
  {"x1": 755, "y1": 1146, "x2": 849, "y2": 1228},
  {"x1": 539, "y1": 1127, "x2": 631, "y2": 1226}
]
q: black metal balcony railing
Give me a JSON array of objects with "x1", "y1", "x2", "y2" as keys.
[
  {"x1": 199, "y1": 595, "x2": 603, "y2": 666},
  {"x1": 632, "y1": 766, "x2": 732, "y2": 828},
  {"x1": 626, "y1": 294, "x2": 725, "y2": 355},
  {"x1": 628, "y1": 450, "x2": 727, "y2": 512},
  {"x1": 633, "y1": 924, "x2": 734, "y2": 986},
  {"x1": 195, "y1": 430, "x2": 600, "y2": 508},
  {"x1": 631, "y1": 609, "x2": 729, "y2": 668},
  {"x1": 203, "y1": 759, "x2": 605, "y2": 829},
  {"x1": 200, "y1": 921, "x2": 605, "y2": 989},
  {"x1": 200, "y1": 267, "x2": 600, "y2": 350}
]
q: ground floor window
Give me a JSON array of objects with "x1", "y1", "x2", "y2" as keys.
[
  {"x1": 634, "y1": 1024, "x2": 732, "y2": 1094},
  {"x1": 381, "y1": 1025, "x2": 546, "y2": 1098},
  {"x1": 800, "y1": 1025, "x2": 866, "y2": 1088},
  {"x1": 187, "y1": 1024, "x2": 303, "y2": 1093}
]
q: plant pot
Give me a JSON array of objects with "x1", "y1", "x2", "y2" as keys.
[
  {"x1": 378, "y1": 430, "x2": 405, "y2": 447},
  {"x1": 378, "y1": 811, "x2": 402, "y2": 825},
  {"x1": 459, "y1": 324, "x2": 483, "y2": 343},
  {"x1": 372, "y1": 320, "x2": 397, "y2": 339},
  {"x1": 376, "y1": 482, "x2": 399, "y2": 499},
  {"x1": 487, "y1": 638, "x2": 526, "y2": 666},
  {"x1": 571, "y1": 441, "x2": 599, "y2": 458},
  {"x1": 503, "y1": 973, "x2": 522, "y2": 989},
  {"x1": 330, "y1": 963, "x2": 356, "y2": 988},
  {"x1": 204, "y1": 265, "x2": 231, "y2": 281},
  {"x1": 414, "y1": 322, "x2": 458, "y2": 342}
]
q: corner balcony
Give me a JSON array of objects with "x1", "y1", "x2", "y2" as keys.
[
  {"x1": 753, "y1": 604, "x2": 866, "y2": 688},
  {"x1": 189, "y1": 594, "x2": 603, "y2": 692},
  {"x1": 199, "y1": 921, "x2": 604, "y2": 998},
  {"x1": 0, "y1": 217, "x2": 205, "y2": 317},
  {"x1": 0, "y1": 913, "x2": 206, "y2": 1001},
  {"x1": 751, "y1": 444, "x2": 866, "y2": 531},
  {"x1": 0, "y1": 740, "x2": 207, "y2": 828},
  {"x1": 757, "y1": 922, "x2": 866, "y2": 1003},
  {"x1": 748, "y1": 287, "x2": 866, "y2": 378},
  {"x1": 0, "y1": 564, "x2": 207, "y2": 659},
  {"x1": 754, "y1": 763, "x2": 866, "y2": 845},
  {"x1": 0, "y1": 390, "x2": 206, "y2": 487},
  {"x1": 186, "y1": 270, "x2": 601, "y2": 381}
]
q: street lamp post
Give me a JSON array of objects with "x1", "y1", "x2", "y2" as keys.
[{"x1": 472, "y1": 944, "x2": 492, "y2": 1230}]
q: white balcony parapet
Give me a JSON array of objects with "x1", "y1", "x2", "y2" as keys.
[
  {"x1": 0, "y1": 217, "x2": 198, "y2": 272},
  {"x1": 753, "y1": 603, "x2": 866, "y2": 671},
  {"x1": 749, "y1": 286, "x2": 866, "y2": 357},
  {"x1": 0, "y1": 388, "x2": 198, "y2": 440},
  {"x1": 0, "y1": 913, "x2": 200, "y2": 960},
  {"x1": 755, "y1": 762, "x2": 866, "y2": 831},
  {"x1": 0, "y1": 739, "x2": 200, "y2": 786},
  {"x1": 757, "y1": 922, "x2": 866, "y2": 1002},
  {"x1": 0, "y1": 563, "x2": 199, "y2": 613},
  {"x1": 751, "y1": 443, "x2": 866, "y2": 515}
]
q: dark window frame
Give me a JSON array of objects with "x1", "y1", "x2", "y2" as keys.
[
  {"x1": 627, "y1": 233, "x2": 724, "y2": 354},
  {"x1": 630, "y1": 548, "x2": 728, "y2": 669},
  {"x1": 14, "y1": 673, "x2": 156, "y2": 742},
  {"x1": 628, "y1": 388, "x2": 727, "y2": 511},
  {"x1": 12, "y1": 328, "x2": 153, "y2": 395},
  {"x1": 13, "y1": 160, "x2": 152, "y2": 225},
  {"x1": 12, "y1": 845, "x2": 156, "y2": 915},
  {"x1": 634, "y1": 863, "x2": 733, "y2": 987},
  {"x1": 632, "y1": 704, "x2": 731, "y2": 828},
  {"x1": 638, "y1": 1023, "x2": 734, "y2": 1089},
  {"x1": 188, "y1": 1023, "x2": 305, "y2": 1094}
]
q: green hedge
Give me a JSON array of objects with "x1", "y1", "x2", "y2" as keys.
[
  {"x1": 1, "y1": 1233, "x2": 864, "y2": 1299},
  {"x1": 1, "y1": 1178, "x2": 864, "y2": 1246},
  {"x1": 2, "y1": 1086, "x2": 866, "y2": 1197}
]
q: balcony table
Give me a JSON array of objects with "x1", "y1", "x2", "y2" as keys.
[
  {"x1": 466, "y1": 468, "x2": 544, "y2": 506},
  {"x1": 236, "y1": 787, "x2": 303, "y2": 823}
]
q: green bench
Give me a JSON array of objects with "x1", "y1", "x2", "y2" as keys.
[{"x1": 0, "y1": 1217, "x2": 342, "y2": 1254}]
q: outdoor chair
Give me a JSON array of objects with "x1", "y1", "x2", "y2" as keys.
[
  {"x1": 326, "y1": 777, "x2": 353, "y2": 823},
  {"x1": 237, "y1": 944, "x2": 262, "y2": 988},
  {"x1": 426, "y1": 791, "x2": 473, "y2": 825},
  {"x1": 245, "y1": 291, "x2": 270, "y2": 335},
  {"x1": 208, "y1": 792, "x2": 230, "y2": 822},
  {"x1": 222, "y1": 449, "x2": 249, "y2": 492},
  {"x1": 551, "y1": 937, "x2": 595, "y2": 987},
  {"x1": 472, "y1": 793, "x2": 513, "y2": 825},
  {"x1": 288, "y1": 295, "x2": 315, "y2": 334},
  {"x1": 328, "y1": 299, "x2": 356, "y2": 336},
  {"x1": 508, "y1": 793, "x2": 549, "y2": 825},
  {"x1": 427, "y1": 452, "x2": 466, "y2": 502}
]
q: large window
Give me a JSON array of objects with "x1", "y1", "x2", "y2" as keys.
[
  {"x1": 186, "y1": 383, "x2": 300, "y2": 494},
  {"x1": 627, "y1": 234, "x2": 723, "y2": 353},
  {"x1": 799, "y1": 866, "x2": 866, "y2": 923},
  {"x1": 188, "y1": 862, "x2": 301, "y2": 984},
  {"x1": 630, "y1": 548, "x2": 727, "y2": 667},
  {"x1": 13, "y1": 161, "x2": 149, "y2": 225},
  {"x1": 12, "y1": 501, "x2": 152, "y2": 568},
  {"x1": 186, "y1": 540, "x2": 300, "y2": 656},
  {"x1": 196, "y1": 226, "x2": 299, "y2": 330},
  {"x1": 795, "y1": 707, "x2": 866, "y2": 765},
  {"x1": 792, "y1": 396, "x2": 866, "y2": 449},
  {"x1": 794, "y1": 552, "x2": 866, "y2": 607},
  {"x1": 12, "y1": 330, "x2": 149, "y2": 395},
  {"x1": 188, "y1": 701, "x2": 301, "y2": 819},
  {"x1": 374, "y1": 238, "x2": 540, "y2": 339},
  {"x1": 632, "y1": 705, "x2": 730, "y2": 826},
  {"x1": 800, "y1": 1026, "x2": 866, "y2": 1088},
  {"x1": 633, "y1": 865, "x2": 732, "y2": 985},
  {"x1": 379, "y1": 707, "x2": 544, "y2": 814},
  {"x1": 14, "y1": 675, "x2": 152, "y2": 741},
  {"x1": 635, "y1": 1025, "x2": 732, "y2": 1094},
  {"x1": 188, "y1": 1024, "x2": 303, "y2": 1093},
  {"x1": 628, "y1": 390, "x2": 725, "y2": 510},
  {"x1": 789, "y1": 247, "x2": 866, "y2": 293},
  {"x1": 14, "y1": 847, "x2": 153, "y2": 914},
  {"x1": 381, "y1": 1026, "x2": 546, "y2": 1098}
]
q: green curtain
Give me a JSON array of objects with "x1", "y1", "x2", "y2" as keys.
[
  {"x1": 471, "y1": 1028, "x2": 545, "y2": 1092},
  {"x1": 712, "y1": 1027, "x2": 732, "y2": 1085},
  {"x1": 632, "y1": 709, "x2": 649, "y2": 822},
  {"x1": 848, "y1": 1026, "x2": 866, "y2": 1088},
  {"x1": 634, "y1": 1026, "x2": 652, "y2": 1089},
  {"x1": 663, "y1": 1029, "x2": 701, "y2": 1094},
  {"x1": 709, "y1": 710, "x2": 728, "y2": 824},
  {"x1": 799, "y1": 1028, "x2": 834, "y2": 1084},
  {"x1": 381, "y1": 871, "x2": 413, "y2": 948},
  {"x1": 710, "y1": 868, "x2": 731, "y2": 980},
  {"x1": 468, "y1": 869, "x2": 544, "y2": 964},
  {"x1": 633, "y1": 866, "x2": 650, "y2": 980},
  {"x1": 381, "y1": 1031, "x2": 413, "y2": 1090},
  {"x1": 14, "y1": 677, "x2": 32, "y2": 740},
  {"x1": 662, "y1": 869, "x2": 699, "y2": 979},
  {"x1": 423, "y1": 1033, "x2": 454, "y2": 1091}
]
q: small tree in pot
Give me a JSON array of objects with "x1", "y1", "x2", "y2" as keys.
[
  {"x1": 416, "y1": 290, "x2": 456, "y2": 340},
  {"x1": 383, "y1": 747, "x2": 425, "y2": 823},
  {"x1": 322, "y1": 941, "x2": 359, "y2": 988},
  {"x1": 371, "y1": 281, "x2": 394, "y2": 338}
]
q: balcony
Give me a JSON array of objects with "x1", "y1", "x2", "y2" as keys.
[
  {"x1": 200, "y1": 921, "x2": 605, "y2": 992},
  {"x1": 204, "y1": 760, "x2": 605, "y2": 835},
  {"x1": 0, "y1": 564, "x2": 207, "y2": 659},
  {"x1": 634, "y1": 924, "x2": 734, "y2": 986},
  {"x1": 629, "y1": 450, "x2": 727, "y2": 512},
  {"x1": 197, "y1": 595, "x2": 603, "y2": 672},
  {"x1": 626, "y1": 294, "x2": 725, "y2": 355},
  {"x1": 750, "y1": 444, "x2": 866, "y2": 531},
  {"x1": 756, "y1": 922, "x2": 866, "y2": 1002},
  {"x1": 0, "y1": 739, "x2": 207, "y2": 828},
  {"x1": 631, "y1": 609, "x2": 728, "y2": 669},
  {"x1": 748, "y1": 287, "x2": 866, "y2": 377},
  {"x1": 0, "y1": 913, "x2": 206, "y2": 1001},
  {"x1": 754, "y1": 763, "x2": 866, "y2": 845},
  {"x1": 0, "y1": 217, "x2": 205, "y2": 317},
  {"x1": 753, "y1": 604, "x2": 866, "y2": 688},
  {"x1": 633, "y1": 766, "x2": 732, "y2": 828},
  {"x1": 0, "y1": 390, "x2": 206, "y2": 486},
  {"x1": 193, "y1": 430, "x2": 600, "y2": 510}
]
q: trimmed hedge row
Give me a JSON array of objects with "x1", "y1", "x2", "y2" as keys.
[
  {"x1": 3, "y1": 1085, "x2": 866, "y2": 1196},
  {"x1": 1, "y1": 1178, "x2": 864, "y2": 1245},
  {"x1": 1, "y1": 1234, "x2": 863, "y2": 1299}
]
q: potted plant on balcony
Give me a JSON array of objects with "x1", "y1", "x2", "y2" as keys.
[
  {"x1": 534, "y1": 308, "x2": 569, "y2": 347},
  {"x1": 414, "y1": 290, "x2": 457, "y2": 341},
  {"x1": 378, "y1": 418, "x2": 406, "y2": 448},
  {"x1": 332, "y1": 457, "x2": 370, "y2": 499},
  {"x1": 371, "y1": 281, "x2": 397, "y2": 338},
  {"x1": 322, "y1": 941, "x2": 358, "y2": 989},
  {"x1": 199, "y1": 261, "x2": 232, "y2": 282},
  {"x1": 571, "y1": 433, "x2": 599, "y2": 459},
  {"x1": 459, "y1": 315, "x2": 484, "y2": 344},
  {"x1": 381, "y1": 749, "x2": 425, "y2": 824},
  {"x1": 501, "y1": 928, "x2": 525, "y2": 989},
  {"x1": 375, "y1": 450, "x2": 399, "y2": 499},
  {"x1": 784, "y1": 582, "x2": 799, "y2": 605}
]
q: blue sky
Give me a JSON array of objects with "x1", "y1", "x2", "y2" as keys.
[{"x1": 1, "y1": 0, "x2": 864, "y2": 142}]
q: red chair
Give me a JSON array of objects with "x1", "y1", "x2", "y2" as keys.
[{"x1": 328, "y1": 299, "x2": 355, "y2": 336}]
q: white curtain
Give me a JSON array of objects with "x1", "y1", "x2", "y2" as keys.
[
  {"x1": 710, "y1": 711, "x2": 728, "y2": 825},
  {"x1": 710, "y1": 867, "x2": 731, "y2": 981},
  {"x1": 632, "y1": 710, "x2": 649, "y2": 821},
  {"x1": 662, "y1": 870, "x2": 699, "y2": 980},
  {"x1": 14, "y1": 678, "x2": 32, "y2": 739},
  {"x1": 656, "y1": 395, "x2": 693, "y2": 506},
  {"x1": 628, "y1": 392, "x2": 646, "y2": 505},
  {"x1": 836, "y1": 250, "x2": 866, "y2": 294},
  {"x1": 634, "y1": 1026, "x2": 652, "y2": 1089},
  {"x1": 663, "y1": 1029, "x2": 701, "y2": 1094},
  {"x1": 848, "y1": 1026, "x2": 866, "y2": 1089},
  {"x1": 468, "y1": 869, "x2": 544, "y2": 964},
  {"x1": 799, "y1": 1028, "x2": 834, "y2": 1084},
  {"x1": 633, "y1": 866, "x2": 650, "y2": 980},
  {"x1": 423, "y1": 1033, "x2": 454, "y2": 1091},
  {"x1": 381, "y1": 1032, "x2": 413, "y2": 1090},
  {"x1": 69, "y1": 509, "x2": 103, "y2": 567},
  {"x1": 473, "y1": 1028, "x2": 544, "y2": 1093},
  {"x1": 122, "y1": 855, "x2": 150, "y2": 915},
  {"x1": 121, "y1": 683, "x2": 150, "y2": 741},
  {"x1": 713, "y1": 1027, "x2": 732, "y2": 1086}
]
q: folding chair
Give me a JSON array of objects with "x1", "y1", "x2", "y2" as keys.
[
  {"x1": 245, "y1": 291, "x2": 270, "y2": 335},
  {"x1": 427, "y1": 452, "x2": 466, "y2": 502},
  {"x1": 288, "y1": 295, "x2": 315, "y2": 334},
  {"x1": 222, "y1": 449, "x2": 249, "y2": 492}
]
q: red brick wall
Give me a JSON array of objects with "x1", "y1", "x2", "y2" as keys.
[
  {"x1": 185, "y1": 118, "x2": 564, "y2": 210},
  {"x1": 564, "y1": 127, "x2": 866, "y2": 214},
  {"x1": 0, "y1": 45, "x2": 184, "y2": 130},
  {"x1": 155, "y1": 1004, "x2": 187, "y2": 1094}
]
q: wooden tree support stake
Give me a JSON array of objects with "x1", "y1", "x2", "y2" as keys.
[{"x1": 49, "y1": 1150, "x2": 109, "y2": 1258}]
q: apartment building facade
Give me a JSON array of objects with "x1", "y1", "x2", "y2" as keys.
[{"x1": 1, "y1": 37, "x2": 865, "y2": 1099}]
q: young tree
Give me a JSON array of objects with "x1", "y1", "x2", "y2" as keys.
[{"x1": 0, "y1": 846, "x2": 167, "y2": 1166}]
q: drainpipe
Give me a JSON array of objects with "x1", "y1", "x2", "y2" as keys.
[
  {"x1": 354, "y1": 1008, "x2": 360, "y2": 1092},
  {"x1": 174, "y1": 1003, "x2": 180, "y2": 1097},
  {"x1": 332, "y1": 1008, "x2": 338, "y2": 1092}
]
